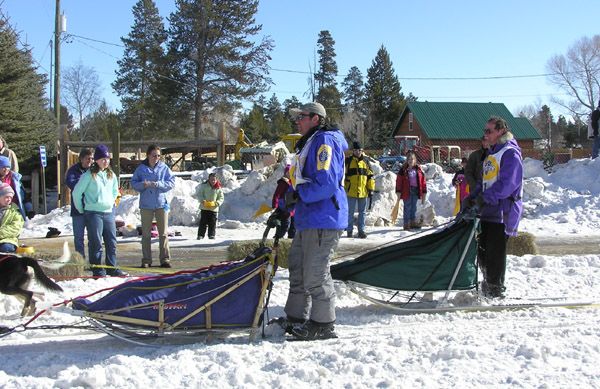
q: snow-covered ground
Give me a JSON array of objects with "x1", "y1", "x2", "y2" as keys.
[{"x1": 2, "y1": 157, "x2": 600, "y2": 388}]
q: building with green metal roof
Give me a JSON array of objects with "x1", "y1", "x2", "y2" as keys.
[{"x1": 392, "y1": 102, "x2": 541, "y2": 154}]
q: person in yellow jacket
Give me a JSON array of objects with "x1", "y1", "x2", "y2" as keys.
[
  {"x1": 0, "y1": 183, "x2": 24, "y2": 252},
  {"x1": 195, "y1": 173, "x2": 224, "y2": 240},
  {"x1": 344, "y1": 142, "x2": 375, "y2": 238}
]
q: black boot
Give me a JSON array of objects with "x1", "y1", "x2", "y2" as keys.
[
  {"x1": 269, "y1": 316, "x2": 305, "y2": 334},
  {"x1": 290, "y1": 320, "x2": 338, "y2": 341}
]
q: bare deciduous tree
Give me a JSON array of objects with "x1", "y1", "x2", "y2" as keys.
[
  {"x1": 546, "y1": 35, "x2": 600, "y2": 117},
  {"x1": 62, "y1": 61, "x2": 102, "y2": 138}
]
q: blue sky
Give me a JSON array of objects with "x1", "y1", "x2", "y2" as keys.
[{"x1": 3, "y1": 0, "x2": 598, "y2": 117}]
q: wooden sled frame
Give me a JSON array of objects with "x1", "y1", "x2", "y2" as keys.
[{"x1": 67, "y1": 253, "x2": 276, "y2": 343}]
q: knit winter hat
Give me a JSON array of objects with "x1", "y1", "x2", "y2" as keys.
[
  {"x1": 352, "y1": 141, "x2": 362, "y2": 150},
  {"x1": 0, "y1": 183, "x2": 14, "y2": 197},
  {"x1": 94, "y1": 144, "x2": 110, "y2": 160},
  {"x1": 0, "y1": 156, "x2": 11, "y2": 169}
]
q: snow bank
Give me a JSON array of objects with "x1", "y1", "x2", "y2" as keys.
[{"x1": 22, "y1": 157, "x2": 600, "y2": 237}]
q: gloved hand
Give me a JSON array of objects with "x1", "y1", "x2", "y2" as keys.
[
  {"x1": 202, "y1": 200, "x2": 216, "y2": 208},
  {"x1": 461, "y1": 197, "x2": 475, "y2": 212},
  {"x1": 284, "y1": 191, "x2": 299, "y2": 208},
  {"x1": 474, "y1": 194, "x2": 485, "y2": 210},
  {"x1": 266, "y1": 211, "x2": 282, "y2": 228}
]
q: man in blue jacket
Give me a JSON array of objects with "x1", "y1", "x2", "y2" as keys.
[
  {"x1": 65, "y1": 148, "x2": 93, "y2": 258},
  {"x1": 131, "y1": 145, "x2": 176, "y2": 268},
  {"x1": 279, "y1": 102, "x2": 348, "y2": 341}
]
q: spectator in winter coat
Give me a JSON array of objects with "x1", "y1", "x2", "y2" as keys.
[
  {"x1": 395, "y1": 151, "x2": 427, "y2": 230},
  {"x1": 0, "y1": 183, "x2": 24, "y2": 252},
  {"x1": 452, "y1": 157, "x2": 470, "y2": 215},
  {"x1": 590, "y1": 99, "x2": 600, "y2": 159},
  {"x1": 73, "y1": 144, "x2": 125, "y2": 277},
  {"x1": 278, "y1": 101, "x2": 348, "y2": 341},
  {"x1": 0, "y1": 136, "x2": 19, "y2": 173},
  {"x1": 271, "y1": 164, "x2": 295, "y2": 239},
  {"x1": 0, "y1": 156, "x2": 25, "y2": 219},
  {"x1": 65, "y1": 148, "x2": 94, "y2": 258},
  {"x1": 132, "y1": 145, "x2": 176, "y2": 268},
  {"x1": 469, "y1": 116, "x2": 523, "y2": 298},
  {"x1": 465, "y1": 137, "x2": 489, "y2": 195},
  {"x1": 344, "y1": 141, "x2": 375, "y2": 239},
  {"x1": 195, "y1": 172, "x2": 224, "y2": 240}
]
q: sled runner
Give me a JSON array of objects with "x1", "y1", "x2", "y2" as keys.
[
  {"x1": 66, "y1": 246, "x2": 277, "y2": 343},
  {"x1": 331, "y1": 214, "x2": 597, "y2": 313}
]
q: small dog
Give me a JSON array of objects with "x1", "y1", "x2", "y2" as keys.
[{"x1": 0, "y1": 241, "x2": 70, "y2": 316}]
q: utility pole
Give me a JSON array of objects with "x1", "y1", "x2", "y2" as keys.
[
  {"x1": 54, "y1": 0, "x2": 60, "y2": 131},
  {"x1": 49, "y1": 40, "x2": 53, "y2": 109},
  {"x1": 54, "y1": 0, "x2": 69, "y2": 207}
]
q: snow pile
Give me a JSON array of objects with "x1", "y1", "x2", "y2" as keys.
[{"x1": 21, "y1": 157, "x2": 600, "y2": 238}]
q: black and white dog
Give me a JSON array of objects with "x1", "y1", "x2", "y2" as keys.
[{"x1": 0, "y1": 242, "x2": 70, "y2": 316}]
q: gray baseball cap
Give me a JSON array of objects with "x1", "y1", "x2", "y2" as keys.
[{"x1": 289, "y1": 102, "x2": 327, "y2": 119}]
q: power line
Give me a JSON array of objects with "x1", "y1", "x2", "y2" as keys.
[
  {"x1": 60, "y1": 33, "x2": 579, "y2": 82},
  {"x1": 65, "y1": 33, "x2": 124, "y2": 48}
]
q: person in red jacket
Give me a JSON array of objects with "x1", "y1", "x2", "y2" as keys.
[
  {"x1": 395, "y1": 151, "x2": 427, "y2": 230},
  {"x1": 271, "y1": 165, "x2": 295, "y2": 239}
]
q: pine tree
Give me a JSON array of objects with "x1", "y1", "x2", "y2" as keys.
[
  {"x1": 282, "y1": 96, "x2": 300, "y2": 114},
  {"x1": 265, "y1": 93, "x2": 281, "y2": 124},
  {"x1": 0, "y1": 13, "x2": 55, "y2": 169},
  {"x1": 315, "y1": 31, "x2": 337, "y2": 90},
  {"x1": 79, "y1": 100, "x2": 122, "y2": 142},
  {"x1": 113, "y1": 0, "x2": 167, "y2": 141},
  {"x1": 364, "y1": 45, "x2": 405, "y2": 148},
  {"x1": 240, "y1": 103, "x2": 269, "y2": 143},
  {"x1": 341, "y1": 66, "x2": 365, "y2": 112},
  {"x1": 167, "y1": 0, "x2": 273, "y2": 139},
  {"x1": 314, "y1": 30, "x2": 341, "y2": 123}
]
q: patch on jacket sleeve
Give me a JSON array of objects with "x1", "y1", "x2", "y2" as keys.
[{"x1": 316, "y1": 144, "x2": 332, "y2": 170}]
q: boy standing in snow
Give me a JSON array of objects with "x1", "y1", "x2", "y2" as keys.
[
  {"x1": 196, "y1": 173, "x2": 224, "y2": 240},
  {"x1": 0, "y1": 183, "x2": 24, "y2": 252},
  {"x1": 470, "y1": 117, "x2": 523, "y2": 298}
]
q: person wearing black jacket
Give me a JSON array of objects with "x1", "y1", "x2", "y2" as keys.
[{"x1": 464, "y1": 137, "x2": 489, "y2": 193}]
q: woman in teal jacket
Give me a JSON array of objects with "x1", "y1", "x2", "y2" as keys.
[{"x1": 73, "y1": 145, "x2": 125, "y2": 277}]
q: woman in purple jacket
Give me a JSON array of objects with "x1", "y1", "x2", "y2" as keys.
[{"x1": 475, "y1": 116, "x2": 523, "y2": 299}]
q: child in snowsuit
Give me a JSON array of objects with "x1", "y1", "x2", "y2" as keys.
[
  {"x1": 196, "y1": 173, "x2": 224, "y2": 239},
  {"x1": 271, "y1": 165, "x2": 295, "y2": 239},
  {"x1": 0, "y1": 183, "x2": 24, "y2": 252}
]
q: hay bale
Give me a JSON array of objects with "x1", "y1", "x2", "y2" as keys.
[
  {"x1": 507, "y1": 232, "x2": 538, "y2": 256},
  {"x1": 228, "y1": 239, "x2": 292, "y2": 269},
  {"x1": 33, "y1": 248, "x2": 86, "y2": 279}
]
